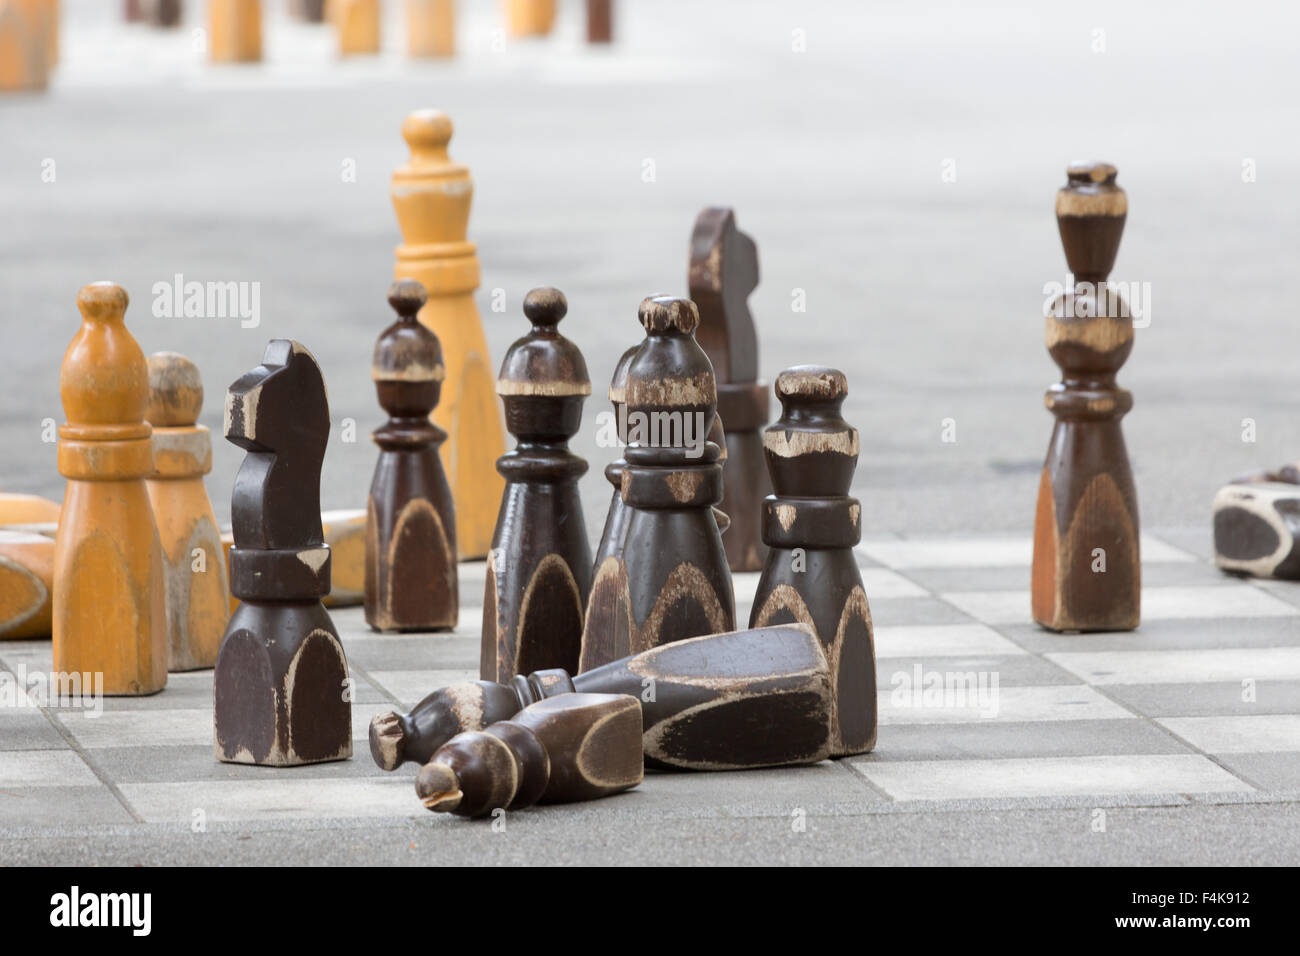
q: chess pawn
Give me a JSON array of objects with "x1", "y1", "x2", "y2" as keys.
[
  {"x1": 589, "y1": 343, "x2": 639, "y2": 576},
  {"x1": 0, "y1": 0, "x2": 53, "y2": 92},
  {"x1": 209, "y1": 0, "x2": 261, "y2": 62},
  {"x1": 504, "y1": 0, "x2": 554, "y2": 36},
  {"x1": 407, "y1": 0, "x2": 454, "y2": 57},
  {"x1": 334, "y1": 0, "x2": 379, "y2": 54},
  {"x1": 0, "y1": 530, "x2": 54, "y2": 639},
  {"x1": 585, "y1": 0, "x2": 610, "y2": 43},
  {"x1": 372, "y1": 623, "x2": 832, "y2": 772},
  {"x1": 391, "y1": 109, "x2": 505, "y2": 559},
  {"x1": 290, "y1": 0, "x2": 326, "y2": 21},
  {"x1": 689, "y1": 207, "x2": 770, "y2": 572},
  {"x1": 749, "y1": 367, "x2": 876, "y2": 757},
  {"x1": 215, "y1": 340, "x2": 351, "y2": 765},
  {"x1": 366, "y1": 280, "x2": 458, "y2": 632},
  {"x1": 144, "y1": 352, "x2": 229, "y2": 671},
  {"x1": 415, "y1": 693, "x2": 642, "y2": 816},
  {"x1": 482, "y1": 288, "x2": 592, "y2": 680},
  {"x1": 1032, "y1": 162, "x2": 1140, "y2": 632},
  {"x1": 53, "y1": 283, "x2": 167, "y2": 695},
  {"x1": 578, "y1": 296, "x2": 734, "y2": 672}
]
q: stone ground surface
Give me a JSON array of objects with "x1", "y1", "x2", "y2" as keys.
[{"x1": 2, "y1": 1, "x2": 1299, "y2": 865}]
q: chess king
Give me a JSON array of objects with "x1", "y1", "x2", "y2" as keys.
[{"x1": 391, "y1": 109, "x2": 505, "y2": 559}]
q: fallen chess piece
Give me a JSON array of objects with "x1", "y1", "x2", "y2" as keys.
[
  {"x1": 1214, "y1": 464, "x2": 1300, "y2": 579},
  {"x1": 415, "y1": 694, "x2": 642, "y2": 818},
  {"x1": 372, "y1": 623, "x2": 832, "y2": 772}
]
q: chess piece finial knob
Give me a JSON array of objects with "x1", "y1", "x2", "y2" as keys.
[
  {"x1": 496, "y1": 287, "x2": 591, "y2": 403},
  {"x1": 387, "y1": 278, "x2": 429, "y2": 318},
  {"x1": 62, "y1": 282, "x2": 148, "y2": 428},
  {"x1": 146, "y1": 352, "x2": 204, "y2": 428},
  {"x1": 401, "y1": 109, "x2": 454, "y2": 160},
  {"x1": 637, "y1": 294, "x2": 699, "y2": 336}
]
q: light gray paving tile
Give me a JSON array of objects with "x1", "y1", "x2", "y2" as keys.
[
  {"x1": 346, "y1": 639, "x2": 480, "y2": 673},
  {"x1": 880, "y1": 684, "x2": 1131, "y2": 725},
  {"x1": 868, "y1": 719, "x2": 1183, "y2": 761},
  {"x1": 1213, "y1": 753, "x2": 1300, "y2": 791},
  {"x1": 1249, "y1": 577, "x2": 1300, "y2": 609},
  {"x1": 0, "y1": 708, "x2": 69, "y2": 750},
  {"x1": 867, "y1": 597, "x2": 980, "y2": 627},
  {"x1": 1147, "y1": 527, "x2": 1214, "y2": 562},
  {"x1": 118, "y1": 777, "x2": 420, "y2": 823},
  {"x1": 367, "y1": 669, "x2": 477, "y2": 707},
  {"x1": 0, "y1": 787, "x2": 135, "y2": 827},
  {"x1": 88, "y1": 745, "x2": 398, "y2": 784},
  {"x1": 858, "y1": 535, "x2": 1193, "y2": 570},
  {"x1": 998, "y1": 616, "x2": 1300, "y2": 654},
  {"x1": 849, "y1": 754, "x2": 1251, "y2": 801},
  {"x1": 879, "y1": 656, "x2": 1083, "y2": 689},
  {"x1": 944, "y1": 585, "x2": 1300, "y2": 626},
  {"x1": 1156, "y1": 715, "x2": 1300, "y2": 754},
  {"x1": 0, "y1": 750, "x2": 98, "y2": 787},
  {"x1": 875, "y1": 623, "x2": 1025, "y2": 658},
  {"x1": 902, "y1": 560, "x2": 1228, "y2": 595},
  {"x1": 861, "y1": 568, "x2": 929, "y2": 599},
  {"x1": 1046, "y1": 647, "x2": 1300, "y2": 685},
  {"x1": 63, "y1": 703, "x2": 395, "y2": 749},
  {"x1": 1102, "y1": 681, "x2": 1300, "y2": 717}
]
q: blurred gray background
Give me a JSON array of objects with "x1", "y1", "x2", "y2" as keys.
[{"x1": 2, "y1": 0, "x2": 1297, "y2": 542}]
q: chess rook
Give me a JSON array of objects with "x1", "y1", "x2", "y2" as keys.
[
  {"x1": 209, "y1": 0, "x2": 261, "y2": 62},
  {"x1": 372, "y1": 623, "x2": 832, "y2": 772},
  {"x1": 391, "y1": 109, "x2": 505, "y2": 558},
  {"x1": 215, "y1": 340, "x2": 351, "y2": 765},
  {"x1": 365, "y1": 280, "x2": 457, "y2": 632},
  {"x1": 749, "y1": 366, "x2": 876, "y2": 757},
  {"x1": 53, "y1": 283, "x2": 167, "y2": 695},
  {"x1": 578, "y1": 296, "x2": 735, "y2": 671},
  {"x1": 145, "y1": 352, "x2": 229, "y2": 671},
  {"x1": 482, "y1": 288, "x2": 592, "y2": 680},
  {"x1": 1032, "y1": 162, "x2": 1140, "y2": 632},
  {"x1": 414, "y1": 693, "x2": 642, "y2": 817},
  {"x1": 1213, "y1": 470, "x2": 1300, "y2": 579},
  {"x1": 689, "y1": 207, "x2": 770, "y2": 572}
]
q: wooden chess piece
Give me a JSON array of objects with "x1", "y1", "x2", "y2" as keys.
[
  {"x1": 414, "y1": 693, "x2": 641, "y2": 816},
  {"x1": 53, "y1": 283, "x2": 167, "y2": 695},
  {"x1": 504, "y1": 0, "x2": 554, "y2": 37},
  {"x1": 0, "y1": 530, "x2": 53, "y2": 638},
  {"x1": 214, "y1": 340, "x2": 351, "y2": 765},
  {"x1": 125, "y1": 0, "x2": 142, "y2": 20},
  {"x1": 366, "y1": 280, "x2": 457, "y2": 632},
  {"x1": 0, "y1": 493, "x2": 60, "y2": 524},
  {"x1": 372, "y1": 623, "x2": 832, "y2": 772},
  {"x1": 209, "y1": 0, "x2": 262, "y2": 62},
  {"x1": 588, "y1": 343, "x2": 639, "y2": 581},
  {"x1": 407, "y1": 0, "x2": 453, "y2": 57},
  {"x1": 482, "y1": 288, "x2": 592, "y2": 681},
  {"x1": 142, "y1": 0, "x2": 180, "y2": 27},
  {"x1": 391, "y1": 109, "x2": 505, "y2": 559},
  {"x1": 689, "y1": 207, "x2": 769, "y2": 572},
  {"x1": 0, "y1": 0, "x2": 52, "y2": 92},
  {"x1": 321, "y1": 509, "x2": 366, "y2": 606},
  {"x1": 578, "y1": 296, "x2": 734, "y2": 672},
  {"x1": 335, "y1": 0, "x2": 379, "y2": 54},
  {"x1": 1213, "y1": 466, "x2": 1300, "y2": 579},
  {"x1": 1032, "y1": 162, "x2": 1140, "y2": 632},
  {"x1": 585, "y1": 0, "x2": 610, "y2": 43},
  {"x1": 145, "y1": 352, "x2": 229, "y2": 671},
  {"x1": 749, "y1": 366, "x2": 876, "y2": 757},
  {"x1": 291, "y1": 0, "x2": 325, "y2": 21}
]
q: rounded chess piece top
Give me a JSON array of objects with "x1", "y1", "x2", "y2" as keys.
[
  {"x1": 373, "y1": 280, "x2": 443, "y2": 386},
  {"x1": 146, "y1": 352, "x2": 204, "y2": 427},
  {"x1": 624, "y1": 296, "x2": 717, "y2": 462},
  {"x1": 1055, "y1": 160, "x2": 1127, "y2": 282},
  {"x1": 496, "y1": 288, "x2": 591, "y2": 398},
  {"x1": 401, "y1": 109, "x2": 454, "y2": 161},
  {"x1": 608, "y1": 343, "x2": 639, "y2": 406},
  {"x1": 638, "y1": 294, "x2": 699, "y2": 336},
  {"x1": 61, "y1": 282, "x2": 149, "y2": 429},
  {"x1": 764, "y1": 365, "x2": 858, "y2": 497}
]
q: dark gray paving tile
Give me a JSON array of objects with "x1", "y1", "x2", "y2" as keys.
[
  {"x1": 865, "y1": 719, "x2": 1188, "y2": 761},
  {"x1": 1214, "y1": 753, "x2": 1300, "y2": 791},
  {"x1": 88, "y1": 745, "x2": 400, "y2": 785},
  {"x1": 869, "y1": 597, "x2": 977, "y2": 627},
  {"x1": 877, "y1": 655, "x2": 1082, "y2": 688},
  {"x1": 1102, "y1": 681, "x2": 1300, "y2": 718},
  {"x1": 998, "y1": 616, "x2": 1300, "y2": 654},
  {"x1": 0, "y1": 787, "x2": 135, "y2": 827}
]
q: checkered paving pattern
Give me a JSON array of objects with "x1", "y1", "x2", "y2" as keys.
[{"x1": 3, "y1": 530, "x2": 1300, "y2": 830}]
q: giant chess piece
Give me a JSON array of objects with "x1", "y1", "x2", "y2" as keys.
[
  {"x1": 373, "y1": 623, "x2": 832, "y2": 772},
  {"x1": 415, "y1": 693, "x2": 642, "y2": 817},
  {"x1": 53, "y1": 283, "x2": 167, "y2": 695},
  {"x1": 689, "y1": 207, "x2": 770, "y2": 571},
  {"x1": 1032, "y1": 162, "x2": 1140, "y2": 632},
  {"x1": 145, "y1": 352, "x2": 229, "y2": 671},
  {"x1": 391, "y1": 109, "x2": 505, "y2": 559},
  {"x1": 208, "y1": 0, "x2": 261, "y2": 62},
  {"x1": 482, "y1": 288, "x2": 592, "y2": 680},
  {"x1": 214, "y1": 340, "x2": 351, "y2": 765},
  {"x1": 578, "y1": 296, "x2": 734, "y2": 671},
  {"x1": 365, "y1": 280, "x2": 458, "y2": 632},
  {"x1": 0, "y1": 0, "x2": 53, "y2": 92},
  {"x1": 750, "y1": 366, "x2": 876, "y2": 757},
  {"x1": 589, "y1": 343, "x2": 639, "y2": 575}
]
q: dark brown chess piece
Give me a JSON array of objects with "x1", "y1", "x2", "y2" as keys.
[
  {"x1": 414, "y1": 693, "x2": 642, "y2": 817},
  {"x1": 585, "y1": 0, "x2": 611, "y2": 43},
  {"x1": 482, "y1": 288, "x2": 591, "y2": 680},
  {"x1": 590, "y1": 343, "x2": 639, "y2": 576},
  {"x1": 689, "y1": 207, "x2": 770, "y2": 572},
  {"x1": 365, "y1": 280, "x2": 458, "y2": 633},
  {"x1": 578, "y1": 296, "x2": 734, "y2": 672},
  {"x1": 373, "y1": 623, "x2": 831, "y2": 771},
  {"x1": 214, "y1": 340, "x2": 351, "y2": 766},
  {"x1": 749, "y1": 366, "x2": 876, "y2": 757},
  {"x1": 1031, "y1": 162, "x2": 1140, "y2": 632}
]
